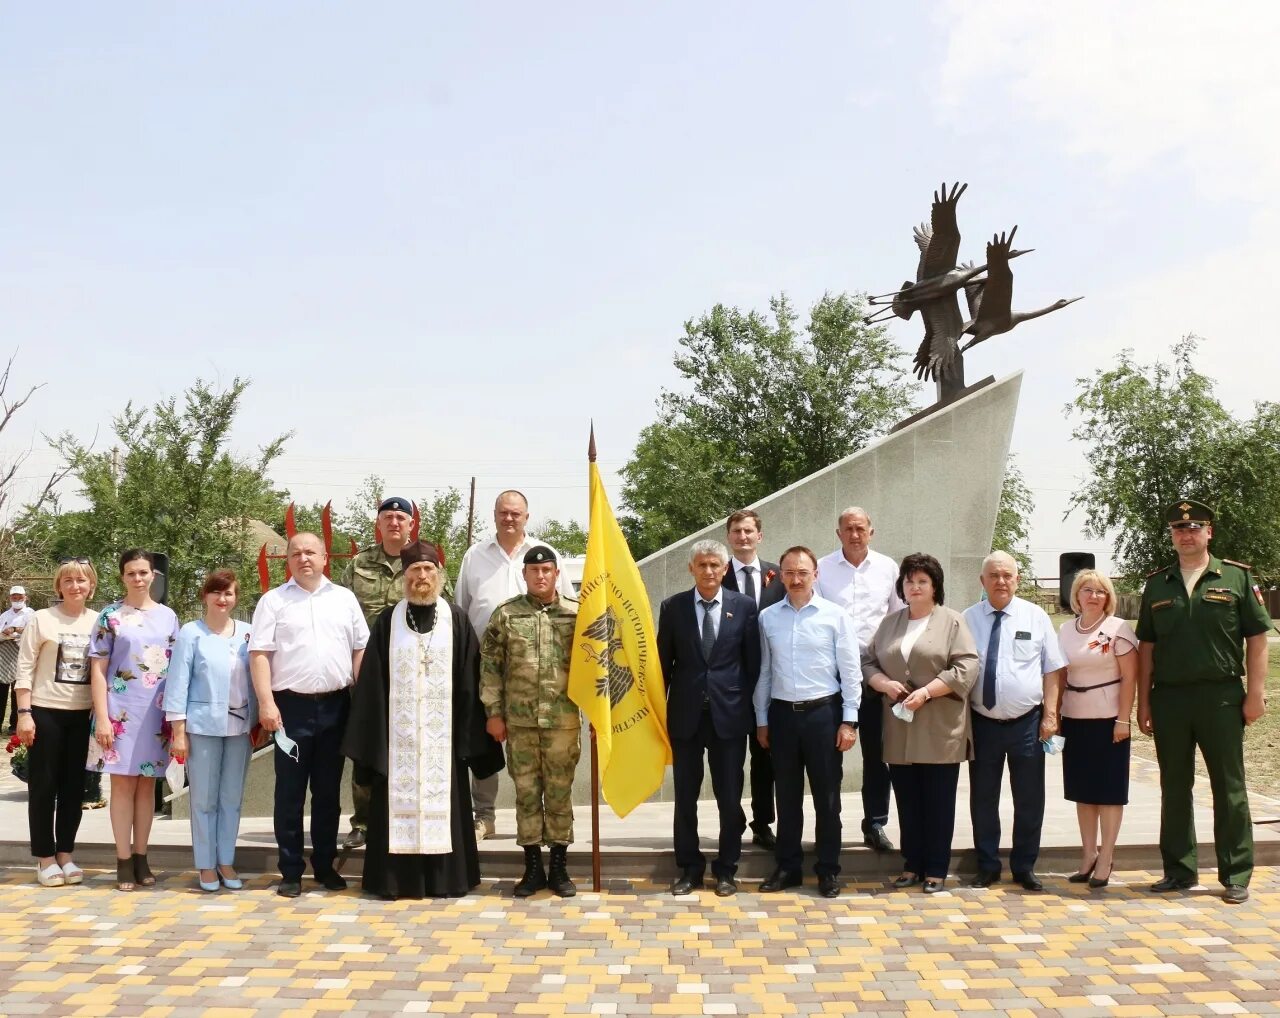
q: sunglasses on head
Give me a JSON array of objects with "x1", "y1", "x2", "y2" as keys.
[{"x1": 58, "y1": 556, "x2": 92, "y2": 565}]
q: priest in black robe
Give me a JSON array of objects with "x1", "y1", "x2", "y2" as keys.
[{"x1": 343, "y1": 541, "x2": 504, "y2": 899}]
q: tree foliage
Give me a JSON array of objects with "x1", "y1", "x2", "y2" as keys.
[
  {"x1": 0, "y1": 355, "x2": 73, "y2": 603},
  {"x1": 532, "y1": 518, "x2": 588, "y2": 557},
  {"x1": 621, "y1": 293, "x2": 916, "y2": 557},
  {"x1": 1066, "y1": 335, "x2": 1280, "y2": 583},
  {"x1": 992, "y1": 455, "x2": 1036, "y2": 590},
  {"x1": 23, "y1": 378, "x2": 288, "y2": 615}
]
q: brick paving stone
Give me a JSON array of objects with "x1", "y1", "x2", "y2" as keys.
[{"x1": 3, "y1": 867, "x2": 1280, "y2": 1016}]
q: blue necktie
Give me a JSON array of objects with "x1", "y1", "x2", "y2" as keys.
[
  {"x1": 700, "y1": 600, "x2": 717, "y2": 659},
  {"x1": 982, "y1": 610, "x2": 1003, "y2": 710}
]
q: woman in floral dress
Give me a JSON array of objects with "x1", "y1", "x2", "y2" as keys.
[{"x1": 88, "y1": 549, "x2": 180, "y2": 891}]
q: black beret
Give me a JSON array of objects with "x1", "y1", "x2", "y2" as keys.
[
  {"x1": 1166, "y1": 498, "x2": 1214, "y2": 528},
  {"x1": 523, "y1": 545, "x2": 557, "y2": 566},
  {"x1": 400, "y1": 541, "x2": 440, "y2": 568},
  {"x1": 378, "y1": 496, "x2": 414, "y2": 515}
]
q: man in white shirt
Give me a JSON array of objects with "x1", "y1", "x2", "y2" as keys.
[
  {"x1": 250, "y1": 532, "x2": 370, "y2": 898},
  {"x1": 962, "y1": 551, "x2": 1066, "y2": 892},
  {"x1": 454, "y1": 490, "x2": 572, "y2": 840},
  {"x1": 0, "y1": 585, "x2": 36, "y2": 733},
  {"x1": 719, "y1": 509, "x2": 785, "y2": 850},
  {"x1": 816, "y1": 507, "x2": 905, "y2": 854}
]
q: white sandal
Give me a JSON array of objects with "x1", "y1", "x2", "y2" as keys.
[
  {"x1": 61, "y1": 861, "x2": 84, "y2": 885},
  {"x1": 36, "y1": 862, "x2": 65, "y2": 887}
]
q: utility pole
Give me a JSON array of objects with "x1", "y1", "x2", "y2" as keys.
[{"x1": 465, "y1": 476, "x2": 476, "y2": 548}]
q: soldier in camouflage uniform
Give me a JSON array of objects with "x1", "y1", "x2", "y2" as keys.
[
  {"x1": 338, "y1": 495, "x2": 415, "y2": 849},
  {"x1": 480, "y1": 545, "x2": 581, "y2": 897}
]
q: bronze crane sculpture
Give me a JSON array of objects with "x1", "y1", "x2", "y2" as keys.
[
  {"x1": 958, "y1": 226, "x2": 1083, "y2": 352},
  {"x1": 869, "y1": 182, "x2": 1080, "y2": 405}
]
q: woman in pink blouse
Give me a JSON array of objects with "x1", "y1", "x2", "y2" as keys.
[{"x1": 1057, "y1": 570, "x2": 1138, "y2": 889}]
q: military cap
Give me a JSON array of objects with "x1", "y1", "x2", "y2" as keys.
[
  {"x1": 1166, "y1": 498, "x2": 1214, "y2": 528},
  {"x1": 377, "y1": 495, "x2": 414, "y2": 515},
  {"x1": 523, "y1": 545, "x2": 557, "y2": 566},
  {"x1": 400, "y1": 541, "x2": 440, "y2": 567}
]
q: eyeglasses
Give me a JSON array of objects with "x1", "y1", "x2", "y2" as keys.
[
  {"x1": 58, "y1": 557, "x2": 91, "y2": 565},
  {"x1": 1079, "y1": 587, "x2": 1107, "y2": 598}
]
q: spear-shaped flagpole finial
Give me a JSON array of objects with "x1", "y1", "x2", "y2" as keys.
[{"x1": 588, "y1": 420, "x2": 597, "y2": 463}]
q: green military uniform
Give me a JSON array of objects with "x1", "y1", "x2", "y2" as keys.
[
  {"x1": 479, "y1": 592, "x2": 580, "y2": 847},
  {"x1": 341, "y1": 544, "x2": 406, "y2": 627},
  {"x1": 1136, "y1": 501, "x2": 1273, "y2": 889}
]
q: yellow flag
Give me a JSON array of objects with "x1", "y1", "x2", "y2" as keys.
[{"x1": 568, "y1": 456, "x2": 671, "y2": 817}]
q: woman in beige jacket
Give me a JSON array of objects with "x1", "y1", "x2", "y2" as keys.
[{"x1": 862, "y1": 553, "x2": 979, "y2": 892}]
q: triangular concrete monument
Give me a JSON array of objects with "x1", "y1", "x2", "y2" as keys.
[{"x1": 638, "y1": 370, "x2": 1023, "y2": 611}]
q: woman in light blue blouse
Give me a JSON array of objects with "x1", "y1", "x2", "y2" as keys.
[{"x1": 166, "y1": 569, "x2": 257, "y2": 892}]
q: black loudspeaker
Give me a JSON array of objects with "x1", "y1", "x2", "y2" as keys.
[
  {"x1": 151, "y1": 552, "x2": 170, "y2": 606},
  {"x1": 1059, "y1": 552, "x2": 1096, "y2": 612}
]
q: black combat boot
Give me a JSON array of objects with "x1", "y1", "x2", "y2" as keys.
[
  {"x1": 548, "y1": 844, "x2": 576, "y2": 897},
  {"x1": 513, "y1": 845, "x2": 547, "y2": 898}
]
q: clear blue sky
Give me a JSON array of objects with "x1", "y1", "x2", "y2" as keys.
[{"x1": 4, "y1": 2, "x2": 1275, "y2": 576}]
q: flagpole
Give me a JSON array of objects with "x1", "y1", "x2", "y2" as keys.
[{"x1": 588, "y1": 422, "x2": 603, "y2": 893}]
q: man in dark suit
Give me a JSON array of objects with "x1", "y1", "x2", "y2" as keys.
[
  {"x1": 658, "y1": 538, "x2": 761, "y2": 897},
  {"x1": 720, "y1": 509, "x2": 785, "y2": 850}
]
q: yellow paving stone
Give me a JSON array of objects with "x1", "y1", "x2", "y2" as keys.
[{"x1": 1111, "y1": 1007, "x2": 1165, "y2": 1017}]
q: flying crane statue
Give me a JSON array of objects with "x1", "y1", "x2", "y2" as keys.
[{"x1": 867, "y1": 182, "x2": 1082, "y2": 405}]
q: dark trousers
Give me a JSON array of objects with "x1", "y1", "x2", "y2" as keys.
[
  {"x1": 672, "y1": 709, "x2": 748, "y2": 878},
  {"x1": 747, "y1": 732, "x2": 775, "y2": 828},
  {"x1": 274, "y1": 689, "x2": 350, "y2": 881},
  {"x1": 27, "y1": 706, "x2": 91, "y2": 857},
  {"x1": 890, "y1": 762, "x2": 960, "y2": 879},
  {"x1": 859, "y1": 691, "x2": 891, "y2": 831},
  {"x1": 1151, "y1": 681, "x2": 1252, "y2": 887},
  {"x1": 769, "y1": 697, "x2": 844, "y2": 877},
  {"x1": 969, "y1": 707, "x2": 1045, "y2": 875}
]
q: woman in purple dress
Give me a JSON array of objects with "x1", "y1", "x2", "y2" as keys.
[{"x1": 88, "y1": 549, "x2": 180, "y2": 891}]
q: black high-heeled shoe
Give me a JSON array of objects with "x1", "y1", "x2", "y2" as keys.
[
  {"x1": 1067, "y1": 858, "x2": 1098, "y2": 884},
  {"x1": 1088, "y1": 863, "x2": 1113, "y2": 889},
  {"x1": 891, "y1": 873, "x2": 922, "y2": 890}
]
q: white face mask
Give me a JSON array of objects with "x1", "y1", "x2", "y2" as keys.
[{"x1": 273, "y1": 728, "x2": 300, "y2": 762}]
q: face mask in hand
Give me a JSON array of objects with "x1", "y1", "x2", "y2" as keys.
[{"x1": 274, "y1": 728, "x2": 300, "y2": 762}]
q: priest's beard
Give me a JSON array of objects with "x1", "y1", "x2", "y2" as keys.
[{"x1": 406, "y1": 585, "x2": 440, "y2": 606}]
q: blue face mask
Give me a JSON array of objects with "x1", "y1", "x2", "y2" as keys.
[{"x1": 274, "y1": 728, "x2": 300, "y2": 762}]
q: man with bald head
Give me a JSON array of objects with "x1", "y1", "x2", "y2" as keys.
[
  {"x1": 250, "y1": 532, "x2": 370, "y2": 898},
  {"x1": 962, "y1": 551, "x2": 1065, "y2": 892},
  {"x1": 455, "y1": 490, "x2": 573, "y2": 840},
  {"x1": 816, "y1": 506, "x2": 904, "y2": 853}
]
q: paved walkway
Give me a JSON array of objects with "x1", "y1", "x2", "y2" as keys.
[
  {"x1": 2, "y1": 865, "x2": 1279, "y2": 1017},
  {"x1": 4, "y1": 754, "x2": 1279, "y2": 880}
]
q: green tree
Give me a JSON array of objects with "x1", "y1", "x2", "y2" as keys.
[
  {"x1": 28, "y1": 378, "x2": 288, "y2": 615},
  {"x1": 417, "y1": 487, "x2": 470, "y2": 584},
  {"x1": 992, "y1": 455, "x2": 1036, "y2": 591},
  {"x1": 0, "y1": 355, "x2": 73, "y2": 604},
  {"x1": 621, "y1": 293, "x2": 916, "y2": 557},
  {"x1": 531, "y1": 518, "x2": 588, "y2": 557},
  {"x1": 1066, "y1": 335, "x2": 1280, "y2": 584}
]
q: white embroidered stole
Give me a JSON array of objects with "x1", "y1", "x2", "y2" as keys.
[{"x1": 388, "y1": 600, "x2": 453, "y2": 855}]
